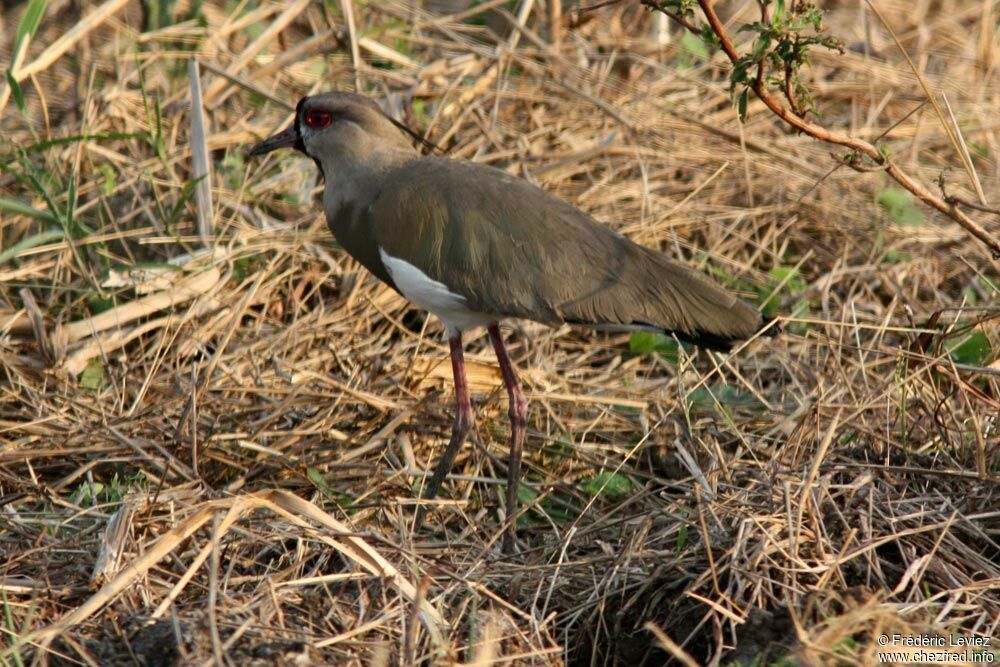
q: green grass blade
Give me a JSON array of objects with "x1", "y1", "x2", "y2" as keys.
[
  {"x1": 5, "y1": 70, "x2": 26, "y2": 112},
  {"x1": 25, "y1": 132, "x2": 146, "y2": 152},
  {"x1": 0, "y1": 229, "x2": 65, "y2": 266},
  {"x1": 13, "y1": 0, "x2": 48, "y2": 49},
  {"x1": 0, "y1": 197, "x2": 59, "y2": 224}
]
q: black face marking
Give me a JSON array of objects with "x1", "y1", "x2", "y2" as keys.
[
  {"x1": 296, "y1": 98, "x2": 324, "y2": 177},
  {"x1": 293, "y1": 97, "x2": 309, "y2": 155}
]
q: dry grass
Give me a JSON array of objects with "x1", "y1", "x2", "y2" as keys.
[{"x1": 1, "y1": 0, "x2": 998, "y2": 664}]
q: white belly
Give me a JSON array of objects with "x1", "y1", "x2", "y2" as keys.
[{"x1": 378, "y1": 248, "x2": 496, "y2": 336}]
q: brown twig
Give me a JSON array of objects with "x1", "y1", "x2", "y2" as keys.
[
  {"x1": 570, "y1": 0, "x2": 630, "y2": 28},
  {"x1": 944, "y1": 194, "x2": 1000, "y2": 216},
  {"x1": 638, "y1": 0, "x2": 699, "y2": 34}
]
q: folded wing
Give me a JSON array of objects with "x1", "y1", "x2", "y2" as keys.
[{"x1": 372, "y1": 158, "x2": 764, "y2": 350}]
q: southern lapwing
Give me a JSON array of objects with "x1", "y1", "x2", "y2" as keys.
[{"x1": 248, "y1": 92, "x2": 772, "y2": 553}]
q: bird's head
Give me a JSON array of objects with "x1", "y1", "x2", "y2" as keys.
[{"x1": 247, "y1": 92, "x2": 416, "y2": 175}]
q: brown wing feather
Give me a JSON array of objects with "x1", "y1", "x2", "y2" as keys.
[{"x1": 371, "y1": 157, "x2": 764, "y2": 346}]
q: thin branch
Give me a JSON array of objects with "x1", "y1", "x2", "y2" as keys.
[
  {"x1": 944, "y1": 194, "x2": 1000, "y2": 216},
  {"x1": 638, "y1": 1, "x2": 699, "y2": 35},
  {"x1": 573, "y1": 0, "x2": 624, "y2": 25}
]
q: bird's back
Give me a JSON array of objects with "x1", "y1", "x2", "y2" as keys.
[{"x1": 358, "y1": 156, "x2": 765, "y2": 349}]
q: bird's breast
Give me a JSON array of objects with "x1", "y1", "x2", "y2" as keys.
[{"x1": 324, "y1": 190, "x2": 396, "y2": 288}]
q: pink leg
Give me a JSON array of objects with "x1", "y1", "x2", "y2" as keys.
[
  {"x1": 417, "y1": 333, "x2": 473, "y2": 526},
  {"x1": 488, "y1": 324, "x2": 527, "y2": 554}
]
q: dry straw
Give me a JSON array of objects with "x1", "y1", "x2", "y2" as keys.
[{"x1": 1, "y1": 0, "x2": 997, "y2": 664}]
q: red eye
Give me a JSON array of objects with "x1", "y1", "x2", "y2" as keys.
[{"x1": 304, "y1": 110, "x2": 332, "y2": 128}]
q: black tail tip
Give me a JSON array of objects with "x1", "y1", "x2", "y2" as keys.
[
  {"x1": 761, "y1": 316, "x2": 782, "y2": 337},
  {"x1": 673, "y1": 330, "x2": 740, "y2": 353},
  {"x1": 674, "y1": 315, "x2": 780, "y2": 352}
]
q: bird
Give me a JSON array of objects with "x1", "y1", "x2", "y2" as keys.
[{"x1": 248, "y1": 92, "x2": 773, "y2": 553}]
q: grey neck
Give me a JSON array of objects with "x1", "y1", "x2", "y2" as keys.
[{"x1": 319, "y1": 147, "x2": 412, "y2": 213}]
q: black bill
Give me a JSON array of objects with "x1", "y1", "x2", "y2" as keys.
[{"x1": 246, "y1": 122, "x2": 302, "y2": 157}]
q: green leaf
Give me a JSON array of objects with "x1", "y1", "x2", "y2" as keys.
[
  {"x1": 165, "y1": 176, "x2": 203, "y2": 233},
  {"x1": 517, "y1": 483, "x2": 538, "y2": 505},
  {"x1": 231, "y1": 253, "x2": 263, "y2": 285},
  {"x1": 948, "y1": 330, "x2": 993, "y2": 365},
  {"x1": 680, "y1": 31, "x2": 709, "y2": 62},
  {"x1": 699, "y1": 24, "x2": 720, "y2": 48},
  {"x1": 308, "y1": 469, "x2": 356, "y2": 511},
  {"x1": 737, "y1": 88, "x2": 750, "y2": 120},
  {"x1": 758, "y1": 264, "x2": 808, "y2": 317},
  {"x1": 629, "y1": 331, "x2": 657, "y2": 354},
  {"x1": 412, "y1": 98, "x2": 429, "y2": 124},
  {"x1": 0, "y1": 227, "x2": 63, "y2": 266},
  {"x1": 876, "y1": 187, "x2": 923, "y2": 226},
  {"x1": 7, "y1": 0, "x2": 46, "y2": 113},
  {"x1": 773, "y1": 0, "x2": 786, "y2": 24},
  {"x1": 752, "y1": 35, "x2": 772, "y2": 61},
  {"x1": 70, "y1": 481, "x2": 105, "y2": 505},
  {"x1": 768, "y1": 265, "x2": 807, "y2": 293},
  {"x1": 686, "y1": 383, "x2": 760, "y2": 414},
  {"x1": 13, "y1": 0, "x2": 47, "y2": 52},
  {"x1": 98, "y1": 163, "x2": 117, "y2": 196},
  {"x1": 883, "y1": 248, "x2": 911, "y2": 264},
  {"x1": 538, "y1": 498, "x2": 572, "y2": 524},
  {"x1": 307, "y1": 467, "x2": 335, "y2": 498},
  {"x1": 86, "y1": 291, "x2": 116, "y2": 315},
  {"x1": 6, "y1": 70, "x2": 25, "y2": 113},
  {"x1": 629, "y1": 331, "x2": 679, "y2": 362},
  {"x1": 581, "y1": 471, "x2": 634, "y2": 499},
  {"x1": 516, "y1": 483, "x2": 540, "y2": 528},
  {"x1": 876, "y1": 186, "x2": 910, "y2": 209},
  {"x1": 79, "y1": 359, "x2": 107, "y2": 391}
]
